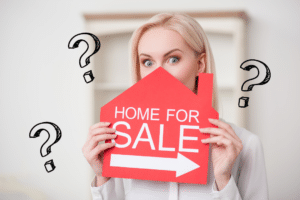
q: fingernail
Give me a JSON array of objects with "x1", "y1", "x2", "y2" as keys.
[
  {"x1": 200, "y1": 128, "x2": 208, "y2": 133},
  {"x1": 106, "y1": 122, "x2": 111, "y2": 125},
  {"x1": 208, "y1": 118, "x2": 213, "y2": 121},
  {"x1": 201, "y1": 139, "x2": 206, "y2": 143},
  {"x1": 113, "y1": 134, "x2": 117, "y2": 138}
]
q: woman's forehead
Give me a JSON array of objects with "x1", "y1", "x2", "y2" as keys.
[{"x1": 138, "y1": 27, "x2": 189, "y2": 56}]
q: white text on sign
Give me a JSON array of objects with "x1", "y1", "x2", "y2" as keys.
[
  {"x1": 112, "y1": 122, "x2": 200, "y2": 153},
  {"x1": 115, "y1": 106, "x2": 200, "y2": 123}
]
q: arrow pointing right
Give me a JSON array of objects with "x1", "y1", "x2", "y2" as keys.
[{"x1": 110, "y1": 153, "x2": 200, "y2": 177}]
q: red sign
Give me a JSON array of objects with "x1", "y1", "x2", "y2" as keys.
[{"x1": 101, "y1": 67, "x2": 218, "y2": 184}]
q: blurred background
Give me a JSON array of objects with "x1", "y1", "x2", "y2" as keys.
[{"x1": 0, "y1": 0, "x2": 299, "y2": 199}]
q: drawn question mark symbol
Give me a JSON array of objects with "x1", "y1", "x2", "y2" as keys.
[
  {"x1": 29, "y1": 122, "x2": 62, "y2": 173},
  {"x1": 238, "y1": 59, "x2": 271, "y2": 108},
  {"x1": 68, "y1": 32, "x2": 101, "y2": 84}
]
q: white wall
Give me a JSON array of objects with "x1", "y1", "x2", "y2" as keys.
[
  {"x1": 245, "y1": 1, "x2": 300, "y2": 200},
  {"x1": 0, "y1": 0, "x2": 299, "y2": 199}
]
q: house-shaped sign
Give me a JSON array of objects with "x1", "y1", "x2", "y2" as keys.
[{"x1": 101, "y1": 67, "x2": 218, "y2": 184}]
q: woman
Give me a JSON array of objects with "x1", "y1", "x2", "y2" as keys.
[{"x1": 83, "y1": 13, "x2": 268, "y2": 199}]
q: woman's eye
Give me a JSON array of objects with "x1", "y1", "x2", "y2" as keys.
[
  {"x1": 169, "y1": 57, "x2": 179, "y2": 64},
  {"x1": 143, "y1": 60, "x2": 153, "y2": 67}
]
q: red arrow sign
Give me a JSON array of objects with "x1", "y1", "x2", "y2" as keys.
[{"x1": 101, "y1": 67, "x2": 218, "y2": 184}]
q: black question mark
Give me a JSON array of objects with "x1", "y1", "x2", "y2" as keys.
[
  {"x1": 238, "y1": 59, "x2": 271, "y2": 108},
  {"x1": 68, "y1": 32, "x2": 101, "y2": 83},
  {"x1": 29, "y1": 122, "x2": 62, "y2": 173}
]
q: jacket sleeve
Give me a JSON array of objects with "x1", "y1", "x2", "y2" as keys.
[
  {"x1": 211, "y1": 175, "x2": 242, "y2": 199},
  {"x1": 91, "y1": 177, "x2": 125, "y2": 200},
  {"x1": 211, "y1": 134, "x2": 269, "y2": 200}
]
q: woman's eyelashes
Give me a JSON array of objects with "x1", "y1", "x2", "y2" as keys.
[
  {"x1": 141, "y1": 56, "x2": 180, "y2": 67},
  {"x1": 168, "y1": 56, "x2": 180, "y2": 64},
  {"x1": 142, "y1": 59, "x2": 153, "y2": 67}
]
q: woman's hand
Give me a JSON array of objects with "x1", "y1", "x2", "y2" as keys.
[
  {"x1": 82, "y1": 122, "x2": 117, "y2": 186},
  {"x1": 200, "y1": 118, "x2": 243, "y2": 191}
]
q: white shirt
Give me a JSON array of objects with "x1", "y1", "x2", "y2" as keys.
[{"x1": 90, "y1": 121, "x2": 269, "y2": 199}]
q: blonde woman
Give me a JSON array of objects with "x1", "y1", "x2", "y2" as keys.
[{"x1": 83, "y1": 13, "x2": 268, "y2": 199}]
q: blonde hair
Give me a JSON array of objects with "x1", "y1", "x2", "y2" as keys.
[{"x1": 130, "y1": 13, "x2": 219, "y2": 112}]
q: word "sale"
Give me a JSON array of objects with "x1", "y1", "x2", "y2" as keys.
[{"x1": 113, "y1": 122, "x2": 200, "y2": 153}]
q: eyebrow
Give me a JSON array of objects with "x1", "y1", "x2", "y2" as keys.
[{"x1": 139, "y1": 48, "x2": 183, "y2": 58}]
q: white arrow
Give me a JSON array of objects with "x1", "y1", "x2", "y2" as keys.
[{"x1": 110, "y1": 153, "x2": 200, "y2": 177}]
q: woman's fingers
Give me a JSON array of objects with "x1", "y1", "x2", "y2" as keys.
[
  {"x1": 89, "y1": 122, "x2": 111, "y2": 131},
  {"x1": 86, "y1": 133, "x2": 118, "y2": 152},
  {"x1": 91, "y1": 127, "x2": 116, "y2": 136},
  {"x1": 87, "y1": 127, "x2": 116, "y2": 141},
  {"x1": 199, "y1": 127, "x2": 240, "y2": 146},
  {"x1": 207, "y1": 118, "x2": 241, "y2": 142},
  {"x1": 201, "y1": 135, "x2": 233, "y2": 147},
  {"x1": 83, "y1": 122, "x2": 117, "y2": 156},
  {"x1": 201, "y1": 135, "x2": 242, "y2": 155},
  {"x1": 208, "y1": 118, "x2": 234, "y2": 134},
  {"x1": 200, "y1": 127, "x2": 232, "y2": 138},
  {"x1": 86, "y1": 121, "x2": 113, "y2": 140},
  {"x1": 200, "y1": 119, "x2": 243, "y2": 151},
  {"x1": 89, "y1": 141, "x2": 116, "y2": 160},
  {"x1": 83, "y1": 122, "x2": 117, "y2": 178},
  {"x1": 83, "y1": 132, "x2": 116, "y2": 153}
]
